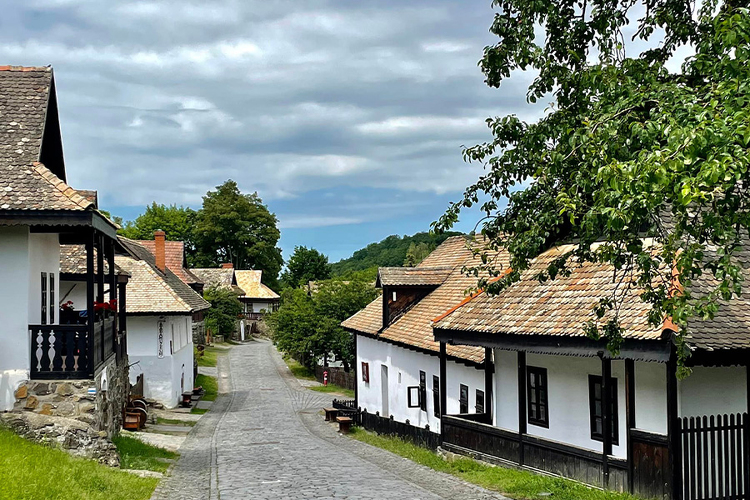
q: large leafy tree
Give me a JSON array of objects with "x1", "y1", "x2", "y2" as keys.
[
  {"x1": 435, "y1": 1, "x2": 750, "y2": 373},
  {"x1": 194, "y1": 180, "x2": 283, "y2": 290},
  {"x1": 268, "y1": 280, "x2": 379, "y2": 370},
  {"x1": 281, "y1": 246, "x2": 332, "y2": 289},
  {"x1": 119, "y1": 203, "x2": 198, "y2": 264},
  {"x1": 203, "y1": 286, "x2": 243, "y2": 338}
]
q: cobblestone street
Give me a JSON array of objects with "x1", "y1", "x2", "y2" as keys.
[{"x1": 151, "y1": 340, "x2": 505, "y2": 500}]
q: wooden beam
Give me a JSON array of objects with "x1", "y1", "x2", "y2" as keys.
[
  {"x1": 440, "y1": 342, "x2": 447, "y2": 420},
  {"x1": 625, "y1": 359, "x2": 636, "y2": 493},
  {"x1": 518, "y1": 350, "x2": 527, "y2": 465},
  {"x1": 601, "y1": 355, "x2": 612, "y2": 488},
  {"x1": 85, "y1": 231, "x2": 95, "y2": 377},
  {"x1": 353, "y1": 331, "x2": 359, "y2": 410},
  {"x1": 745, "y1": 361, "x2": 749, "y2": 497},
  {"x1": 484, "y1": 347, "x2": 493, "y2": 425},
  {"x1": 666, "y1": 346, "x2": 681, "y2": 500}
]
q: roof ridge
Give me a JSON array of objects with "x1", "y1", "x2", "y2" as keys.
[
  {"x1": 31, "y1": 162, "x2": 92, "y2": 210},
  {"x1": 0, "y1": 65, "x2": 51, "y2": 72}
]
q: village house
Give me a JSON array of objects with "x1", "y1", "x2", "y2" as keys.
[
  {"x1": 235, "y1": 269, "x2": 279, "y2": 317},
  {"x1": 342, "y1": 236, "x2": 501, "y2": 435},
  {"x1": 0, "y1": 66, "x2": 129, "y2": 461},
  {"x1": 432, "y1": 243, "x2": 750, "y2": 500},
  {"x1": 60, "y1": 234, "x2": 210, "y2": 408}
]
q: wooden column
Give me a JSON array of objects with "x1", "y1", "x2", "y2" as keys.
[
  {"x1": 108, "y1": 238, "x2": 116, "y2": 354},
  {"x1": 85, "y1": 232, "x2": 95, "y2": 377},
  {"x1": 353, "y1": 332, "x2": 359, "y2": 410},
  {"x1": 118, "y1": 279, "x2": 127, "y2": 359},
  {"x1": 601, "y1": 355, "x2": 612, "y2": 488},
  {"x1": 439, "y1": 342, "x2": 447, "y2": 419},
  {"x1": 518, "y1": 350, "x2": 527, "y2": 465},
  {"x1": 667, "y1": 347, "x2": 681, "y2": 500},
  {"x1": 96, "y1": 233, "x2": 105, "y2": 363},
  {"x1": 484, "y1": 347, "x2": 493, "y2": 425},
  {"x1": 625, "y1": 359, "x2": 636, "y2": 493},
  {"x1": 745, "y1": 361, "x2": 749, "y2": 496}
]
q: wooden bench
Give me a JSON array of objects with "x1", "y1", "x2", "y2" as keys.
[
  {"x1": 324, "y1": 407, "x2": 339, "y2": 422},
  {"x1": 336, "y1": 416, "x2": 353, "y2": 434}
]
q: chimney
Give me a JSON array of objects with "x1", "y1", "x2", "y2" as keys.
[
  {"x1": 221, "y1": 263, "x2": 234, "y2": 269},
  {"x1": 154, "y1": 230, "x2": 166, "y2": 272}
]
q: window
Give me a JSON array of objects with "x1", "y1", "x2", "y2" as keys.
[
  {"x1": 40, "y1": 272, "x2": 48, "y2": 325},
  {"x1": 527, "y1": 366, "x2": 549, "y2": 427},
  {"x1": 49, "y1": 273, "x2": 55, "y2": 324},
  {"x1": 475, "y1": 389, "x2": 485, "y2": 414},
  {"x1": 433, "y1": 375, "x2": 440, "y2": 417},
  {"x1": 459, "y1": 384, "x2": 469, "y2": 413},
  {"x1": 589, "y1": 375, "x2": 619, "y2": 445},
  {"x1": 419, "y1": 371, "x2": 427, "y2": 411},
  {"x1": 361, "y1": 362, "x2": 370, "y2": 383},
  {"x1": 392, "y1": 291, "x2": 397, "y2": 301},
  {"x1": 407, "y1": 386, "x2": 421, "y2": 408}
]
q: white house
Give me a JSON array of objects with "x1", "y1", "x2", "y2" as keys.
[
  {"x1": 0, "y1": 66, "x2": 128, "y2": 436},
  {"x1": 342, "y1": 236, "x2": 501, "y2": 433},
  {"x1": 433, "y1": 243, "x2": 750, "y2": 500}
]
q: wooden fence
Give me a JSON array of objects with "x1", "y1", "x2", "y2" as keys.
[
  {"x1": 359, "y1": 409, "x2": 441, "y2": 450},
  {"x1": 680, "y1": 412, "x2": 749, "y2": 500}
]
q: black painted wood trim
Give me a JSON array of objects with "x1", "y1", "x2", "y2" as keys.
[
  {"x1": 630, "y1": 428, "x2": 669, "y2": 446},
  {"x1": 625, "y1": 359, "x2": 636, "y2": 493}
]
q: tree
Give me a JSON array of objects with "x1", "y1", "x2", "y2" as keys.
[
  {"x1": 118, "y1": 203, "x2": 198, "y2": 264},
  {"x1": 194, "y1": 180, "x2": 283, "y2": 290},
  {"x1": 281, "y1": 246, "x2": 331, "y2": 289},
  {"x1": 435, "y1": 2, "x2": 750, "y2": 373},
  {"x1": 268, "y1": 279, "x2": 379, "y2": 369},
  {"x1": 403, "y1": 242, "x2": 433, "y2": 266},
  {"x1": 203, "y1": 286, "x2": 243, "y2": 338}
]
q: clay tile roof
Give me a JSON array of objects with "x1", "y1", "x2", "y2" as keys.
[
  {"x1": 376, "y1": 267, "x2": 453, "y2": 287},
  {"x1": 235, "y1": 270, "x2": 280, "y2": 300},
  {"x1": 342, "y1": 236, "x2": 499, "y2": 364},
  {"x1": 118, "y1": 238, "x2": 210, "y2": 314},
  {"x1": 59, "y1": 244, "x2": 126, "y2": 275},
  {"x1": 190, "y1": 268, "x2": 236, "y2": 289},
  {"x1": 135, "y1": 240, "x2": 202, "y2": 286}
]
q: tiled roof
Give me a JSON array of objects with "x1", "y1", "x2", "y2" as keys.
[
  {"x1": 60, "y1": 244, "x2": 126, "y2": 275},
  {"x1": 235, "y1": 270, "x2": 279, "y2": 300},
  {"x1": 191, "y1": 268, "x2": 235, "y2": 289},
  {"x1": 118, "y1": 238, "x2": 210, "y2": 314},
  {"x1": 342, "y1": 236, "x2": 495, "y2": 364},
  {"x1": 0, "y1": 66, "x2": 92, "y2": 212},
  {"x1": 135, "y1": 240, "x2": 202, "y2": 286},
  {"x1": 376, "y1": 267, "x2": 453, "y2": 287}
]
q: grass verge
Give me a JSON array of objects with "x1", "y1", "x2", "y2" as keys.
[
  {"x1": 156, "y1": 417, "x2": 196, "y2": 427},
  {"x1": 113, "y1": 435, "x2": 178, "y2": 473},
  {"x1": 309, "y1": 385, "x2": 355, "y2": 398},
  {"x1": 195, "y1": 374, "x2": 218, "y2": 401},
  {"x1": 190, "y1": 408, "x2": 208, "y2": 415},
  {"x1": 348, "y1": 428, "x2": 638, "y2": 500},
  {"x1": 282, "y1": 356, "x2": 316, "y2": 380},
  {"x1": 0, "y1": 428, "x2": 157, "y2": 500},
  {"x1": 195, "y1": 345, "x2": 227, "y2": 367}
]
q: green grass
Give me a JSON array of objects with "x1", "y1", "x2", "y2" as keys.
[
  {"x1": 0, "y1": 427, "x2": 157, "y2": 500},
  {"x1": 309, "y1": 385, "x2": 355, "y2": 398},
  {"x1": 349, "y1": 428, "x2": 638, "y2": 500},
  {"x1": 156, "y1": 417, "x2": 196, "y2": 427},
  {"x1": 283, "y1": 356, "x2": 316, "y2": 380},
  {"x1": 113, "y1": 435, "x2": 178, "y2": 473},
  {"x1": 195, "y1": 345, "x2": 226, "y2": 367},
  {"x1": 196, "y1": 374, "x2": 218, "y2": 401},
  {"x1": 190, "y1": 408, "x2": 208, "y2": 415}
]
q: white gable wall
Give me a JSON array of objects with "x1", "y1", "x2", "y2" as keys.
[
  {"x1": 679, "y1": 365, "x2": 747, "y2": 418},
  {"x1": 28, "y1": 233, "x2": 60, "y2": 326},
  {"x1": 356, "y1": 334, "x2": 485, "y2": 433},
  {"x1": 128, "y1": 315, "x2": 194, "y2": 408}
]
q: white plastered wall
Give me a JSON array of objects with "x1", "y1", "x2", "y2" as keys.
[
  {"x1": 494, "y1": 349, "x2": 519, "y2": 432},
  {"x1": 679, "y1": 365, "x2": 747, "y2": 418},
  {"x1": 634, "y1": 361, "x2": 668, "y2": 434},
  {"x1": 356, "y1": 334, "x2": 485, "y2": 433},
  {"x1": 127, "y1": 315, "x2": 194, "y2": 408}
]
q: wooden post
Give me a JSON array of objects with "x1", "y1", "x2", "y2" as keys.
[
  {"x1": 118, "y1": 279, "x2": 127, "y2": 358},
  {"x1": 353, "y1": 331, "x2": 359, "y2": 410},
  {"x1": 667, "y1": 347, "x2": 681, "y2": 500},
  {"x1": 484, "y1": 347, "x2": 493, "y2": 425},
  {"x1": 108, "y1": 238, "x2": 116, "y2": 355},
  {"x1": 439, "y1": 341, "x2": 447, "y2": 419},
  {"x1": 96, "y1": 233, "x2": 105, "y2": 363},
  {"x1": 85, "y1": 232, "x2": 95, "y2": 376},
  {"x1": 745, "y1": 361, "x2": 749, "y2": 497},
  {"x1": 625, "y1": 359, "x2": 636, "y2": 493},
  {"x1": 601, "y1": 354, "x2": 612, "y2": 488},
  {"x1": 518, "y1": 350, "x2": 527, "y2": 466}
]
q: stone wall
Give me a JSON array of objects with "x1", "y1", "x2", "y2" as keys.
[{"x1": 193, "y1": 319, "x2": 205, "y2": 345}]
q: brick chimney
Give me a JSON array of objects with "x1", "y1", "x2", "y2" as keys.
[
  {"x1": 154, "y1": 230, "x2": 166, "y2": 273},
  {"x1": 221, "y1": 263, "x2": 234, "y2": 269}
]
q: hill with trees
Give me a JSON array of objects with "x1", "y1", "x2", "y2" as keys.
[{"x1": 330, "y1": 231, "x2": 463, "y2": 279}]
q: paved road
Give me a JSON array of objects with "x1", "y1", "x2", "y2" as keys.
[{"x1": 152, "y1": 340, "x2": 505, "y2": 500}]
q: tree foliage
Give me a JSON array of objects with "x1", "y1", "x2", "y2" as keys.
[
  {"x1": 268, "y1": 280, "x2": 379, "y2": 369},
  {"x1": 403, "y1": 242, "x2": 434, "y2": 267},
  {"x1": 435, "y1": 1, "x2": 750, "y2": 373},
  {"x1": 203, "y1": 286, "x2": 243, "y2": 337},
  {"x1": 331, "y1": 231, "x2": 463, "y2": 276},
  {"x1": 281, "y1": 246, "x2": 332, "y2": 289},
  {"x1": 118, "y1": 203, "x2": 198, "y2": 264}
]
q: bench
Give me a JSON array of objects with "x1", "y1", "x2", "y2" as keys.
[
  {"x1": 324, "y1": 407, "x2": 339, "y2": 422},
  {"x1": 336, "y1": 416, "x2": 353, "y2": 434}
]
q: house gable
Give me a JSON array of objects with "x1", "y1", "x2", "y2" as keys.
[{"x1": 38, "y1": 75, "x2": 66, "y2": 182}]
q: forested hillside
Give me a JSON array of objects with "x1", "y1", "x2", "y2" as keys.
[{"x1": 330, "y1": 231, "x2": 463, "y2": 278}]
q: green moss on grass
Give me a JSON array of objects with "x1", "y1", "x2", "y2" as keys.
[
  {"x1": 195, "y1": 374, "x2": 218, "y2": 401},
  {"x1": 0, "y1": 428, "x2": 157, "y2": 500},
  {"x1": 113, "y1": 435, "x2": 178, "y2": 473}
]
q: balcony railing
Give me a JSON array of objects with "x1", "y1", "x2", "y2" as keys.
[{"x1": 30, "y1": 317, "x2": 116, "y2": 380}]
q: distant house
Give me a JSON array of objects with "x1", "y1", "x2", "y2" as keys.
[
  {"x1": 61, "y1": 234, "x2": 211, "y2": 408},
  {"x1": 342, "y1": 236, "x2": 496, "y2": 434},
  {"x1": 135, "y1": 232, "x2": 203, "y2": 293},
  {"x1": 432, "y1": 242, "x2": 750, "y2": 499},
  {"x1": 235, "y1": 270, "x2": 279, "y2": 316},
  {"x1": 0, "y1": 66, "x2": 127, "y2": 437},
  {"x1": 191, "y1": 264, "x2": 244, "y2": 295}
]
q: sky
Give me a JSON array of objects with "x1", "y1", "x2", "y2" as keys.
[{"x1": 1, "y1": 0, "x2": 543, "y2": 262}]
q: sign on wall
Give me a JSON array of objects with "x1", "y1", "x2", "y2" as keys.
[{"x1": 157, "y1": 320, "x2": 165, "y2": 359}]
